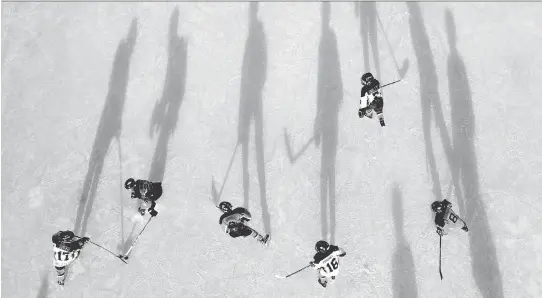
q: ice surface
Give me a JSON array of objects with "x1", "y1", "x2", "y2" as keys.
[{"x1": 2, "y1": 2, "x2": 541, "y2": 298}]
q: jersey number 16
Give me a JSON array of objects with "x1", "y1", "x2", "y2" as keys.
[{"x1": 323, "y1": 257, "x2": 339, "y2": 273}]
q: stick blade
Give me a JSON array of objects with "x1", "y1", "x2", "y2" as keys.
[{"x1": 275, "y1": 274, "x2": 287, "y2": 279}]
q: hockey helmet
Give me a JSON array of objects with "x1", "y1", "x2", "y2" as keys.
[
  {"x1": 431, "y1": 201, "x2": 443, "y2": 213},
  {"x1": 361, "y1": 72, "x2": 374, "y2": 85},
  {"x1": 315, "y1": 240, "x2": 329, "y2": 253},
  {"x1": 60, "y1": 231, "x2": 75, "y2": 242},
  {"x1": 219, "y1": 201, "x2": 233, "y2": 213},
  {"x1": 124, "y1": 178, "x2": 136, "y2": 189}
]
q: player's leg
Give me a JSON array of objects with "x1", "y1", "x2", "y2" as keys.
[
  {"x1": 55, "y1": 266, "x2": 66, "y2": 285},
  {"x1": 373, "y1": 97, "x2": 385, "y2": 126},
  {"x1": 245, "y1": 225, "x2": 269, "y2": 245},
  {"x1": 317, "y1": 270, "x2": 328, "y2": 288},
  {"x1": 138, "y1": 200, "x2": 146, "y2": 215}
]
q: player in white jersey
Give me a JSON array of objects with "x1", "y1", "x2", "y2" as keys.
[
  {"x1": 431, "y1": 199, "x2": 468, "y2": 236},
  {"x1": 51, "y1": 230, "x2": 89, "y2": 285},
  {"x1": 309, "y1": 240, "x2": 347, "y2": 287}
]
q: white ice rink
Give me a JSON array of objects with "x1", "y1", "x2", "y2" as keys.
[{"x1": 2, "y1": 2, "x2": 542, "y2": 297}]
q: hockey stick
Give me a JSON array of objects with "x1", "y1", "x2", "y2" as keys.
[
  {"x1": 439, "y1": 234, "x2": 443, "y2": 280},
  {"x1": 275, "y1": 264, "x2": 311, "y2": 279},
  {"x1": 120, "y1": 216, "x2": 153, "y2": 260},
  {"x1": 375, "y1": 12, "x2": 409, "y2": 78},
  {"x1": 75, "y1": 236, "x2": 127, "y2": 264},
  {"x1": 380, "y1": 79, "x2": 402, "y2": 89}
]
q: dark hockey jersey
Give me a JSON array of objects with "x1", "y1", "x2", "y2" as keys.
[
  {"x1": 313, "y1": 245, "x2": 346, "y2": 264},
  {"x1": 434, "y1": 200, "x2": 452, "y2": 228},
  {"x1": 131, "y1": 180, "x2": 162, "y2": 201},
  {"x1": 52, "y1": 232, "x2": 85, "y2": 252},
  {"x1": 360, "y1": 78, "x2": 381, "y2": 98}
]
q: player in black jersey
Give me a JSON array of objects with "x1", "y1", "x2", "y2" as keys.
[
  {"x1": 358, "y1": 72, "x2": 386, "y2": 126},
  {"x1": 218, "y1": 201, "x2": 270, "y2": 246}
]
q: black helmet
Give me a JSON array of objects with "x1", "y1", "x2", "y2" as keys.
[
  {"x1": 60, "y1": 231, "x2": 75, "y2": 242},
  {"x1": 219, "y1": 201, "x2": 233, "y2": 213},
  {"x1": 125, "y1": 178, "x2": 136, "y2": 189},
  {"x1": 431, "y1": 201, "x2": 443, "y2": 213},
  {"x1": 361, "y1": 72, "x2": 374, "y2": 85},
  {"x1": 315, "y1": 240, "x2": 329, "y2": 253}
]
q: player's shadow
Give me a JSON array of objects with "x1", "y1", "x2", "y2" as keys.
[
  {"x1": 314, "y1": 2, "x2": 343, "y2": 244},
  {"x1": 36, "y1": 271, "x2": 48, "y2": 298},
  {"x1": 445, "y1": 9, "x2": 503, "y2": 298},
  {"x1": 74, "y1": 18, "x2": 138, "y2": 237},
  {"x1": 237, "y1": 2, "x2": 271, "y2": 235},
  {"x1": 354, "y1": 1, "x2": 380, "y2": 78},
  {"x1": 148, "y1": 7, "x2": 188, "y2": 182},
  {"x1": 407, "y1": 3, "x2": 455, "y2": 204},
  {"x1": 119, "y1": 8, "x2": 188, "y2": 253},
  {"x1": 391, "y1": 184, "x2": 418, "y2": 298}
]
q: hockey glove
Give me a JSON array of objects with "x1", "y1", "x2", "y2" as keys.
[
  {"x1": 149, "y1": 209, "x2": 158, "y2": 217},
  {"x1": 462, "y1": 225, "x2": 468, "y2": 232},
  {"x1": 436, "y1": 227, "x2": 444, "y2": 236},
  {"x1": 309, "y1": 261, "x2": 315, "y2": 267},
  {"x1": 358, "y1": 108, "x2": 364, "y2": 118}
]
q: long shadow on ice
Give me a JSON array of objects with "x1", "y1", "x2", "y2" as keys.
[
  {"x1": 354, "y1": 1, "x2": 380, "y2": 78},
  {"x1": 391, "y1": 184, "x2": 418, "y2": 298},
  {"x1": 74, "y1": 19, "x2": 138, "y2": 236},
  {"x1": 445, "y1": 9, "x2": 503, "y2": 298},
  {"x1": 406, "y1": 3, "x2": 454, "y2": 204},
  {"x1": 148, "y1": 7, "x2": 188, "y2": 182},
  {"x1": 35, "y1": 271, "x2": 48, "y2": 298},
  {"x1": 314, "y1": 2, "x2": 343, "y2": 244},
  {"x1": 237, "y1": 2, "x2": 271, "y2": 235},
  {"x1": 121, "y1": 8, "x2": 188, "y2": 253}
]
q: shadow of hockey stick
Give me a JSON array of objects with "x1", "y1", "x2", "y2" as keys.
[
  {"x1": 284, "y1": 128, "x2": 314, "y2": 164},
  {"x1": 375, "y1": 11, "x2": 409, "y2": 79},
  {"x1": 211, "y1": 142, "x2": 240, "y2": 204},
  {"x1": 117, "y1": 138, "x2": 125, "y2": 250}
]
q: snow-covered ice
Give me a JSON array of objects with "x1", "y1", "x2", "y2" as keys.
[{"x1": 2, "y1": 2, "x2": 541, "y2": 297}]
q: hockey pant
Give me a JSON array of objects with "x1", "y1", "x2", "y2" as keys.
[
  {"x1": 360, "y1": 97, "x2": 384, "y2": 123},
  {"x1": 228, "y1": 223, "x2": 266, "y2": 241},
  {"x1": 55, "y1": 266, "x2": 66, "y2": 284},
  {"x1": 138, "y1": 199, "x2": 156, "y2": 214},
  {"x1": 438, "y1": 210, "x2": 468, "y2": 235},
  {"x1": 317, "y1": 269, "x2": 337, "y2": 288}
]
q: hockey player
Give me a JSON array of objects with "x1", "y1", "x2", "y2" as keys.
[
  {"x1": 358, "y1": 72, "x2": 386, "y2": 127},
  {"x1": 124, "y1": 178, "x2": 162, "y2": 217},
  {"x1": 431, "y1": 199, "x2": 469, "y2": 236},
  {"x1": 309, "y1": 240, "x2": 347, "y2": 288},
  {"x1": 51, "y1": 230, "x2": 89, "y2": 285},
  {"x1": 218, "y1": 201, "x2": 270, "y2": 246}
]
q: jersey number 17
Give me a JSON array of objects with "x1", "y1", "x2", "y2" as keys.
[{"x1": 54, "y1": 250, "x2": 80, "y2": 262}]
